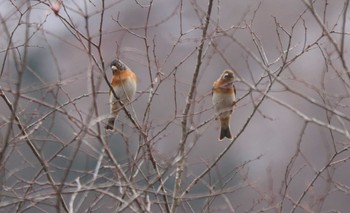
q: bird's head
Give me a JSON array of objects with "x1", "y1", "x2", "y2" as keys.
[
  {"x1": 110, "y1": 59, "x2": 128, "y2": 74},
  {"x1": 221, "y1": 70, "x2": 235, "y2": 82}
]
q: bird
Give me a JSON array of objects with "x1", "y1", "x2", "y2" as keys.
[
  {"x1": 212, "y1": 70, "x2": 236, "y2": 141},
  {"x1": 105, "y1": 59, "x2": 137, "y2": 130}
]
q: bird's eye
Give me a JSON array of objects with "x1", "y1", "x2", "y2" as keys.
[{"x1": 224, "y1": 73, "x2": 231, "y2": 78}]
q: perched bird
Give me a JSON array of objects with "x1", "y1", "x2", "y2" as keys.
[
  {"x1": 105, "y1": 59, "x2": 137, "y2": 130},
  {"x1": 212, "y1": 70, "x2": 236, "y2": 140}
]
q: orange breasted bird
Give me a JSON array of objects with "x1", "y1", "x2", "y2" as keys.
[
  {"x1": 212, "y1": 70, "x2": 236, "y2": 140},
  {"x1": 105, "y1": 59, "x2": 137, "y2": 130}
]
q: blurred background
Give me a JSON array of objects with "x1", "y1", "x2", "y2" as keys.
[{"x1": 0, "y1": 0, "x2": 350, "y2": 212}]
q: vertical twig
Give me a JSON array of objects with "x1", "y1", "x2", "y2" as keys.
[{"x1": 170, "y1": 0, "x2": 214, "y2": 212}]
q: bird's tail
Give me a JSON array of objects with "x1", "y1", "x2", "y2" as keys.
[
  {"x1": 105, "y1": 117, "x2": 115, "y2": 130},
  {"x1": 106, "y1": 101, "x2": 121, "y2": 130},
  {"x1": 219, "y1": 116, "x2": 232, "y2": 141}
]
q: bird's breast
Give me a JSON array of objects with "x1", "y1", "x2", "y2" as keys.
[
  {"x1": 212, "y1": 92, "x2": 235, "y2": 114},
  {"x1": 110, "y1": 71, "x2": 137, "y2": 102}
]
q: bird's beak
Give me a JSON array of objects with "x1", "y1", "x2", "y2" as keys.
[{"x1": 111, "y1": 65, "x2": 118, "y2": 73}]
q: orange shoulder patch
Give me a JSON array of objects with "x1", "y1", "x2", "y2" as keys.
[
  {"x1": 212, "y1": 80, "x2": 234, "y2": 94},
  {"x1": 111, "y1": 69, "x2": 136, "y2": 87}
]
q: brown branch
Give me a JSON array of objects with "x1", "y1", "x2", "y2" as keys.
[
  {"x1": 170, "y1": 0, "x2": 214, "y2": 212},
  {"x1": 0, "y1": 88, "x2": 69, "y2": 212}
]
